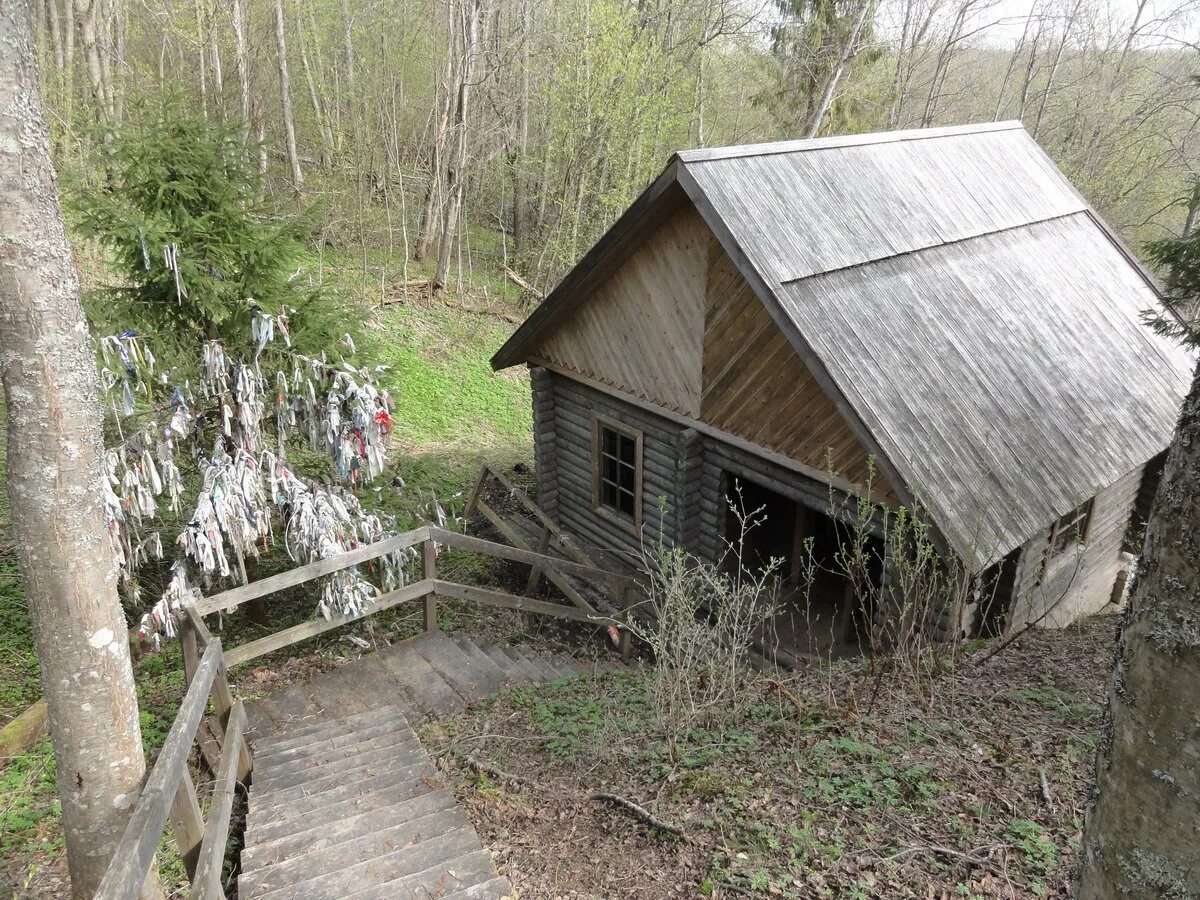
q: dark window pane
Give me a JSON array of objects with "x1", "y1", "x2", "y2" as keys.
[
  {"x1": 603, "y1": 428, "x2": 617, "y2": 458},
  {"x1": 601, "y1": 480, "x2": 617, "y2": 508},
  {"x1": 619, "y1": 489, "x2": 635, "y2": 516},
  {"x1": 619, "y1": 434, "x2": 635, "y2": 467},
  {"x1": 615, "y1": 461, "x2": 632, "y2": 489},
  {"x1": 603, "y1": 455, "x2": 618, "y2": 485}
]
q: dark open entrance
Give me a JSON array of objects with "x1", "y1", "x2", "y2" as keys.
[{"x1": 724, "y1": 472, "x2": 884, "y2": 659}]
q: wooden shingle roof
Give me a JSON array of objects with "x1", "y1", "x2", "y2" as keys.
[{"x1": 494, "y1": 122, "x2": 1195, "y2": 566}]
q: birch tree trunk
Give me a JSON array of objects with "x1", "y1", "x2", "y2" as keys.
[
  {"x1": 511, "y1": 0, "x2": 530, "y2": 251},
  {"x1": 231, "y1": 0, "x2": 251, "y2": 139},
  {"x1": 273, "y1": 0, "x2": 304, "y2": 191},
  {"x1": 46, "y1": 0, "x2": 65, "y2": 70},
  {"x1": 194, "y1": 0, "x2": 208, "y2": 117},
  {"x1": 0, "y1": 3, "x2": 160, "y2": 898},
  {"x1": 1076, "y1": 364, "x2": 1200, "y2": 898},
  {"x1": 435, "y1": 0, "x2": 483, "y2": 290},
  {"x1": 74, "y1": 0, "x2": 111, "y2": 124},
  {"x1": 299, "y1": 23, "x2": 334, "y2": 166}
]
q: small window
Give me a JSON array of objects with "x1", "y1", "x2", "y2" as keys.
[
  {"x1": 1049, "y1": 498, "x2": 1094, "y2": 558},
  {"x1": 593, "y1": 417, "x2": 641, "y2": 527}
]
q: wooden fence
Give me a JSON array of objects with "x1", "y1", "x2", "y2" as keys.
[
  {"x1": 96, "y1": 467, "x2": 642, "y2": 896},
  {"x1": 194, "y1": 523, "x2": 642, "y2": 668},
  {"x1": 96, "y1": 611, "x2": 251, "y2": 900}
]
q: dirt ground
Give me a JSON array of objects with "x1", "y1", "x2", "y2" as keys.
[{"x1": 425, "y1": 614, "x2": 1118, "y2": 899}]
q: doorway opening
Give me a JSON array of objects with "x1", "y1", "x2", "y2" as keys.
[{"x1": 723, "y1": 472, "x2": 883, "y2": 658}]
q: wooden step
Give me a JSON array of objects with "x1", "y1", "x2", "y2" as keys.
[
  {"x1": 497, "y1": 644, "x2": 545, "y2": 683},
  {"x1": 442, "y1": 876, "x2": 515, "y2": 899},
  {"x1": 250, "y1": 732, "x2": 422, "y2": 795},
  {"x1": 252, "y1": 710, "x2": 408, "y2": 763},
  {"x1": 244, "y1": 762, "x2": 439, "y2": 839},
  {"x1": 254, "y1": 705, "x2": 408, "y2": 757},
  {"x1": 476, "y1": 640, "x2": 534, "y2": 685},
  {"x1": 254, "y1": 716, "x2": 417, "y2": 775},
  {"x1": 241, "y1": 787, "x2": 457, "y2": 871},
  {"x1": 241, "y1": 805, "x2": 468, "y2": 897},
  {"x1": 340, "y1": 848, "x2": 500, "y2": 899},
  {"x1": 306, "y1": 655, "x2": 411, "y2": 719},
  {"x1": 250, "y1": 682, "x2": 321, "y2": 739},
  {"x1": 250, "y1": 756, "x2": 433, "y2": 818},
  {"x1": 253, "y1": 826, "x2": 482, "y2": 900},
  {"x1": 411, "y1": 631, "x2": 501, "y2": 702},
  {"x1": 374, "y1": 635, "x2": 467, "y2": 718},
  {"x1": 451, "y1": 633, "x2": 517, "y2": 689},
  {"x1": 515, "y1": 645, "x2": 562, "y2": 681}
]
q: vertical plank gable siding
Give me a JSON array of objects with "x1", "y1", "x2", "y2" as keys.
[
  {"x1": 1006, "y1": 466, "x2": 1142, "y2": 631},
  {"x1": 531, "y1": 204, "x2": 708, "y2": 417},
  {"x1": 700, "y1": 236, "x2": 897, "y2": 501}
]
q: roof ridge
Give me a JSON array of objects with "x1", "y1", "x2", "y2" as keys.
[{"x1": 676, "y1": 120, "x2": 1025, "y2": 164}]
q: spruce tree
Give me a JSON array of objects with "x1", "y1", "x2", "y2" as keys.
[{"x1": 70, "y1": 97, "x2": 351, "y2": 356}]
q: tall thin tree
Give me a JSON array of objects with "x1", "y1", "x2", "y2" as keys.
[
  {"x1": 273, "y1": 0, "x2": 304, "y2": 191},
  {"x1": 0, "y1": 2, "x2": 160, "y2": 897}
]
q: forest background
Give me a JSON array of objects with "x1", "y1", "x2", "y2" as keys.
[{"x1": 34, "y1": 0, "x2": 1200, "y2": 303}]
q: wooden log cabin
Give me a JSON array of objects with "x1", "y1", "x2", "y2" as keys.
[{"x1": 491, "y1": 122, "x2": 1195, "y2": 652}]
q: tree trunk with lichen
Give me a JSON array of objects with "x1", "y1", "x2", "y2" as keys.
[
  {"x1": 1076, "y1": 364, "x2": 1200, "y2": 898},
  {"x1": 0, "y1": 3, "x2": 160, "y2": 897}
]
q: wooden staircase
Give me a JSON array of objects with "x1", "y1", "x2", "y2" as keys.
[{"x1": 237, "y1": 630, "x2": 606, "y2": 898}]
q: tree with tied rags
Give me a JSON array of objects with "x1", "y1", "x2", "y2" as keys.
[
  {"x1": 0, "y1": 37, "x2": 394, "y2": 898},
  {"x1": 1075, "y1": 200, "x2": 1200, "y2": 898}
]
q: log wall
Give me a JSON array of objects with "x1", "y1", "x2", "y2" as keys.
[{"x1": 1006, "y1": 465, "x2": 1142, "y2": 631}]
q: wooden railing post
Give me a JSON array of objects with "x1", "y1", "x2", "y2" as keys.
[
  {"x1": 463, "y1": 462, "x2": 489, "y2": 521},
  {"x1": 167, "y1": 770, "x2": 204, "y2": 882},
  {"x1": 180, "y1": 614, "x2": 199, "y2": 688},
  {"x1": 422, "y1": 539, "x2": 438, "y2": 632},
  {"x1": 525, "y1": 524, "x2": 550, "y2": 594}
]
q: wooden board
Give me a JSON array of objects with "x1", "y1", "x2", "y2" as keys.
[
  {"x1": 531, "y1": 204, "x2": 709, "y2": 416},
  {"x1": 701, "y1": 237, "x2": 895, "y2": 499}
]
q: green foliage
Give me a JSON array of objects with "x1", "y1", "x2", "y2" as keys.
[
  {"x1": 760, "y1": 0, "x2": 884, "y2": 135},
  {"x1": 1007, "y1": 819, "x2": 1058, "y2": 874},
  {"x1": 1007, "y1": 682, "x2": 1098, "y2": 723},
  {"x1": 800, "y1": 737, "x2": 942, "y2": 811},
  {"x1": 509, "y1": 669, "x2": 650, "y2": 757},
  {"x1": 69, "y1": 96, "x2": 351, "y2": 356},
  {"x1": 1144, "y1": 188, "x2": 1200, "y2": 348},
  {"x1": 0, "y1": 741, "x2": 60, "y2": 855},
  {"x1": 0, "y1": 561, "x2": 39, "y2": 722},
  {"x1": 371, "y1": 305, "x2": 531, "y2": 445}
]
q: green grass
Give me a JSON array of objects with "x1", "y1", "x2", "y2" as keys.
[
  {"x1": 1007, "y1": 682, "x2": 1098, "y2": 723},
  {"x1": 373, "y1": 304, "x2": 530, "y2": 446}
]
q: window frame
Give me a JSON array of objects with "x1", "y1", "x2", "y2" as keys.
[
  {"x1": 1049, "y1": 497, "x2": 1094, "y2": 558},
  {"x1": 591, "y1": 413, "x2": 643, "y2": 531}
]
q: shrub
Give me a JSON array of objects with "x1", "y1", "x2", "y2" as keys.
[{"x1": 629, "y1": 502, "x2": 781, "y2": 759}]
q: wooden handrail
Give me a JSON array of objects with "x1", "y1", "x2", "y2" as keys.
[
  {"x1": 223, "y1": 579, "x2": 435, "y2": 667},
  {"x1": 194, "y1": 526, "x2": 431, "y2": 616},
  {"x1": 192, "y1": 702, "x2": 247, "y2": 899},
  {"x1": 428, "y1": 526, "x2": 641, "y2": 589},
  {"x1": 96, "y1": 641, "x2": 224, "y2": 900},
  {"x1": 431, "y1": 580, "x2": 612, "y2": 626}
]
